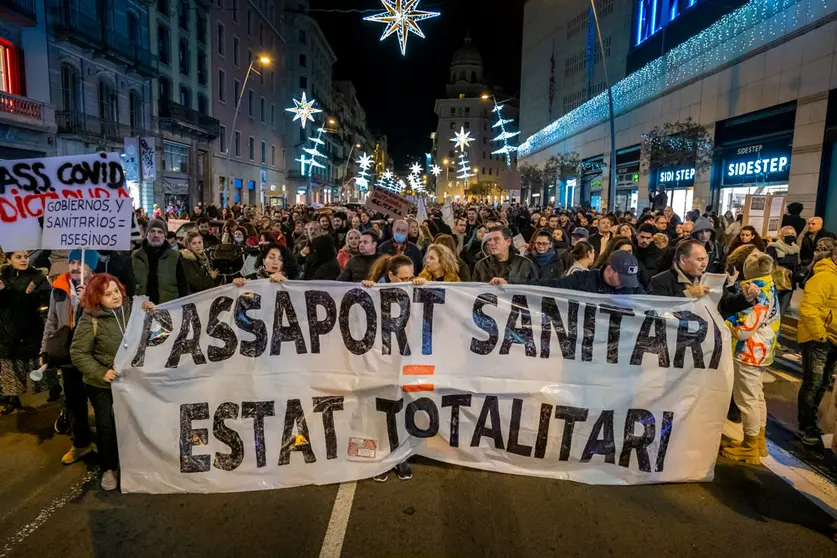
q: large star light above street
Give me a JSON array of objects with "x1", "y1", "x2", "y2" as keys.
[
  {"x1": 285, "y1": 92, "x2": 322, "y2": 130},
  {"x1": 450, "y1": 126, "x2": 475, "y2": 152},
  {"x1": 357, "y1": 153, "x2": 373, "y2": 171},
  {"x1": 364, "y1": 0, "x2": 440, "y2": 56}
]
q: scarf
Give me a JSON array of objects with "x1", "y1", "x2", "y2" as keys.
[
  {"x1": 535, "y1": 249, "x2": 555, "y2": 266},
  {"x1": 767, "y1": 239, "x2": 800, "y2": 258}
]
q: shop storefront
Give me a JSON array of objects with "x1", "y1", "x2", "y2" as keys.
[
  {"x1": 822, "y1": 89, "x2": 837, "y2": 233},
  {"x1": 580, "y1": 156, "x2": 604, "y2": 210},
  {"x1": 712, "y1": 102, "x2": 796, "y2": 216},
  {"x1": 614, "y1": 145, "x2": 641, "y2": 212},
  {"x1": 649, "y1": 165, "x2": 695, "y2": 219}
]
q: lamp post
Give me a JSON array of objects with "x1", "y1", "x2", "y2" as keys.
[
  {"x1": 589, "y1": 0, "x2": 617, "y2": 211},
  {"x1": 223, "y1": 55, "x2": 270, "y2": 208}
]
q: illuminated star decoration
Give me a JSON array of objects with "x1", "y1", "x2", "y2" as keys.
[
  {"x1": 450, "y1": 126, "x2": 475, "y2": 152},
  {"x1": 491, "y1": 104, "x2": 520, "y2": 168},
  {"x1": 410, "y1": 162, "x2": 423, "y2": 175},
  {"x1": 355, "y1": 153, "x2": 373, "y2": 190},
  {"x1": 430, "y1": 164, "x2": 441, "y2": 176},
  {"x1": 286, "y1": 92, "x2": 322, "y2": 130},
  {"x1": 363, "y1": 0, "x2": 440, "y2": 56}
]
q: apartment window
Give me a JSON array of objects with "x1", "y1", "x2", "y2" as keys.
[
  {"x1": 299, "y1": 29, "x2": 306, "y2": 43},
  {"x1": 159, "y1": 76, "x2": 171, "y2": 101},
  {"x1": 197, "y1": 93, "x2": 208, "y2": 114},
  {"x1": 197, "y1": 50, "x2": 207, "y2": 85},
  {"x1": 163, "y1": 141, "x2": 189, "y2": 173},
  {"x1": 59, "y1": 64, "x2": 78, "y2": 111},
  {"x1": 127, "y1": 11, "x2": 140, "y2": 43},
  {"x1": 196, "y1": 11, "x2": 207, "y2": 44},
  {"x1": 178, "y1": 0, "x2": 188, "y2": 31},
  {"x1": 234, "y1": 131, "x2": 241, "y2": 156},
  {"x1": 299, "y1": 76, "x2": 307, "y2": 89},
  {"x1": 260, "y1": 96, "x2": 265, "y2": 123},
  {"x1": 247, "y1": 9, "x2": 252, "y2": 35},
  {"x1": 218, "y1": 69, "x2": 226, "y2": 102},
  {"x1": 465, "y1": 121, "x2": 470, "y2": 129},
  {"x1": 157, "y1": 25, "x2": 170, "y2": 65},
  {"x1": 449, "y1": 122, "x2": 455, "y2": 130},
  {"x1": 219, "y1": 125, "x2": 227, "y2": 153},
  {"x1": 270, "y1": 104, "x2": 275, "y2": 127},
  {"x1": 259, "y1": 23, "x2": 264, "y2": 47},
  {"x1": 270, "y1": 71, "x2": 275, "y2": 93},
  {"x1": 271, "y1": 144, "x2": 276, "y2": 166},
  {"x1": 482, "y1": 168, "x2": 485, "y2": 175},
  {"x1": 299, "y1": 53, "x2": 306, "y2": 67},
  {"x1": 128, "y1": 91, "x2": 142, "y2": 130},
  {"x1": 483, "y1": 137, "x2": 486, "y2": 145},
  {"x1": 450, "y1": 108, "x2": 455, "y2": 116},
  {"x1": 157, "y1": 0, "x2": 168, "y2": 15},
  {"x1": 233, "y1": 79, "x2": 241, "y2": 106},
  {"x1": 179, "y1": 85, "x2": 190, "y2": 108},
  {"x1": 249, "y1": 136, "x2": 255, "y2": 160},
  {"x1": 465, "y1": 107, "x2": 470, "y2": 115},
  {"x1": 248, "y1": 49, "x2": 253, "y2": 67},
  {"x1": 179, "y1": 39, "x2": 190, "y2": 75},
  {"x1": 261, "y1": 141, "x2": 266, "y2": 164},
  {"x1": 98, "y1": 79, "x2": 117, "y2": 122},
  {"x1": 232, "y1": 0, "x2": 238, "y2": 22},
  {"x1": 233, "y1": 36, "x2": 240, "y2": 66},
  {"x1": 217, "y1": 23, "x2": 225, "y2": 55},
  {"x1": 483, "y1": 151, "x2": 486, "y2": 159},
  {"x1": 248, "y1": 89, "x2": 254, "y2": 117}
]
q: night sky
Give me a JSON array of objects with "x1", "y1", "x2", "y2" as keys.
[{"x1": 310, "y1": 0, "x2": 524, "y2": 168}]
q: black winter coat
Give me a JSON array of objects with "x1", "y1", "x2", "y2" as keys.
[
  {"x1": 542, "y1": 268, "x2": 645, "y2": 295},
  {"x1": 377, "y1": 239, "x2": 424, "y2": 274},
  {"x1": 304, "y1": 235, "x2": 341, "y2": 281},
  {"x1": 648, "y1": 267, "x2": 753, "y2": 317},
  {"x1": 338, "y1": 254, "x2": 379, "y2": 282},
  {"x1": 95, "y1": 251, "x2": 137, "y2": 298},
  {"x1": 0, "y1": 265, "x2": 51, "y2": 360},
  {"x1": 531, "y1": 251, "x2": 565, "y2": 282}
]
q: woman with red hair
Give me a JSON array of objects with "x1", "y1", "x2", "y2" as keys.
[{"x1": 70, "y1": 274, "x2": 153, "y2": 492}]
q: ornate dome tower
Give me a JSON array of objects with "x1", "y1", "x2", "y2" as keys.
[{"x1": 446, "y1": 34, "x2": 486, "y2": 97}]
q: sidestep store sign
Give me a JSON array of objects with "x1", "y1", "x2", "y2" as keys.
[
  {"x1": 722, "y1": 139, "x2": 792, "y2": 186},
  {"x1": 113, "y1": 281, "x2": 733, "y2": 494}
]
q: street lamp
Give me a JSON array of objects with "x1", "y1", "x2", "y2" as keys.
[{"x1": 224, "y1": 55, "x2": 270, "y2": 207}]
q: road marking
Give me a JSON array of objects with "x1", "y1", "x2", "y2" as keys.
[
  {"x1": 319, "y1": 481, "x2": 357, "y2": 558},
  {"x1": 763, "y1": 440, "x2": 837, "y2": 520}
]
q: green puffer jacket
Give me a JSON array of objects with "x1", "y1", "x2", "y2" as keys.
[{"x1": 70, "y1": 301, "x2": 133, "y2": 389}]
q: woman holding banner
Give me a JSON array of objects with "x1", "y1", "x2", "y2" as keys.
[
  {"x1": 0, "y1": 251, "x2": 53, "y2": 414},
  {"x1": 70, "y1": 274, "x2": 154, "y2": 491},
  {"x1": 232, "y1": 243, "x2": 297, "y2": 286},
  {"x1": 181, "y1": 232, "x2": 221, "y2": 294}
]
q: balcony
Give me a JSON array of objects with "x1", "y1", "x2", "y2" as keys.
[
  {"x1": 158, "y1": 99, "x2": 220, "y2": 140},
  {"x1": 56, "y1": 111, "x2": 151, "y2": 143},
  {"x1": 48, "y1": 7, "x2": 158, "y2": 78},
  {"x1": 0, "y1": 91, "x2": 44, "y2": 122},
  {"x1": 1, "y1": 0, "x2": 36, "y2": 25}
]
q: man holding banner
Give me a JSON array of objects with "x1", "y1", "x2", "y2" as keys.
[{"x1": 132, "y1": 219, "x2": 189, "y2": 304}]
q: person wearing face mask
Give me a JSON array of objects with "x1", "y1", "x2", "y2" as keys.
[
  {"x1": 377, "y1": 219, "x2": 423, "y2": 274},
  {"x1": 0, "y1": 251, "x2": 52, "y2": 414},
  {"x1": 180, "y1": 232, "x2": 221, "y2": 294},
  {"x1": 41, "y1": 250, "x2": 98, "y2": 461},
  {"x1": 766, "y1": 226, "x2": 802, "y2": 319},
  {"x1": 131, "y1": 218, "x2": 189, "y2": 304},
  {"x1": 70, "y1": 274, "x2": 154, "y2": 491}
]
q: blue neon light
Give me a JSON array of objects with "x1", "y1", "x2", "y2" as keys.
[{"x1": 635, "y1": 0, "x2": 706, "y2": 47}]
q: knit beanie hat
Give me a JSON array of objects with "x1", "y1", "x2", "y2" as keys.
[
  {"x1": 68, "y1": 249, "x2": 100, "y2": 272},
  {"x1": 147, "y1": 218, "x2": 168, "y2": 234},
  {"x1": 743, "y1": 252, "x2": 773, "y2": 280}
]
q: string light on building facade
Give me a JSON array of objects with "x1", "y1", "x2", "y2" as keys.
[
  {"x1": 518, "y1": 0, "x2": 817, "y2": 158},
  {"x1": 363, "y1": 0, "x2": 441, "y2": 56},
  {"x1": 490, "y1": 103, "x2": 520, "y2": 167},
  {"x1": 285, "y1": 92, "x2": 322, "y2": 130}
]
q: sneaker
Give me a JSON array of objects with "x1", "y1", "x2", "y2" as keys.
[
  {"x1": 372, "y1": 472, "x2": 389, "y2": 483},
  {"x1": 394, "y1": 462, "x2": 413, "y2": 480},
  {"x1": 54, "y1": 410, "x2": 71, "y2": 435},
  {"x1": 62, "y1": 444, "x2": 94, "y2": 465},
  {"x1": 100, "y1": 470, "x2": 118, "y2": 491},
  {"x1": 801, "y1": 432, "x2": 824, "y2": 448}
]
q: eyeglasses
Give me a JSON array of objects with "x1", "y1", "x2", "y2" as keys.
[{"x1": 534, "y1": 241, "x2": 551, "y2": 248}]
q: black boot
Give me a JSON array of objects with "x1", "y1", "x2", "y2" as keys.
[{"x1": 0, "y1": 396, "x2": 22, "y2": 415}]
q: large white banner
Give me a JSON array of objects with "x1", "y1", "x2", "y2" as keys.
[
  {"x1": 113, "y1": 282, "x2": 733, "y2": 494},
  {"x1": 0, "y1": 152, "x2": 128, "y2": 252}
]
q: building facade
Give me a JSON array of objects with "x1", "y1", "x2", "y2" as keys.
[
  {"x1": 0, "y1": 0, "x2": 55, "y2": 161},
  {"x1": 212, "y1": 0, "x2": 286, "y2": 209},
  {"x1": 433, "y1": 36, "x2": 519, "y2": 202},
  {"x1": 519, "y1": 0, "x2": 837, "y2": 228},
  {"x1": 332, "y1": 80, "x2": 373, "y2": 202}
]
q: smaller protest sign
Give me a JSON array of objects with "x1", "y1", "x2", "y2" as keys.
[
  {"x1": 42, "y1": 196, "x2": 133, "y2": 250},
  {"x1": 167, "y1": 219, "x2": 190, "y2": 233},
  {"x1": 365, "y1": 186, "x2": 415, "y2": 219}
]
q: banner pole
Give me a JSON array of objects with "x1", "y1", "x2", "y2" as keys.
[{"x1": 80, "y1": 248, "x2": 85, "y2": 285}]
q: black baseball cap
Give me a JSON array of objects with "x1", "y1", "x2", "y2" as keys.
[
  {"x1": 572, "y1": 227, "x2": 589, "y2": 239},
  {"x1": 608, "y1": 251, "x2": 640, "y2": 289}
]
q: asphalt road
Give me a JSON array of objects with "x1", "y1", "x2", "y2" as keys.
[{"x1": 1, "y1": 394, "x2": 836, "y2": 558}]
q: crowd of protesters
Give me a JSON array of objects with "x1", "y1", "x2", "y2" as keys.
[{"x1": 1, "y1": 196, "x2": 836, "y2": 489}]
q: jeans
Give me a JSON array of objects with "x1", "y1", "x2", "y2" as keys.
[
  {"x1": 732, "y1": 362, "x2": 767, "y2": 437},
  {"x1": 86, "y1": 385, "x2": 119, "y2": 471},
  {"x1": 62, "y1": 366, "x2": 92, "y2": 449},
  {"x1": 798, "y1": 341, "x2": 837, "y2": 433},
  {"x1": 777, "y1": 290, "x2": 793, "y2": 322}
]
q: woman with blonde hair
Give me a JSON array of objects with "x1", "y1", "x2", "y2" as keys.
[
  {"x1": 432, "y1": 234, "x2": 471, "y2": 281},
  {"x1": 419, "y1": 244, "x2": 461, "y2": 282},
  {"x1": 337, "y1": 229, "x2": 362, "y2": 270}
]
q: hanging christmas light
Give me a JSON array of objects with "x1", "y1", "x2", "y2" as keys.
[
  {"x1": 363, "y1": 0, "x2": 441, "y2": 56},
  {"x1": 355, "y1": 153, "x2": 373, "y2": 190},
  {"x1": 285, "y1": 92, "x2": 322, "y2": 130},
  {"x1": 490, "y1": 103, "x2": 520, "y2": 168}
]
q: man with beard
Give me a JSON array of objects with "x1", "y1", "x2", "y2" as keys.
[
  {"x1": 132, "y1": 219, "x2": 189, "y2": 304},
  {"x1": 464, "y1": 207, "x2": 481, "y2": 238},
  {"x1": 588, "y1": 214, "x2": 615, "y2": 257},
  {"x1": 41, "y1": 250, "x2": 98, "y2": 464},
  {"x1": 196, "y1": 217, "x2": 220, "y2": 249},
  {"x1": 338, "y1": 231, "x2": 381, "y2": 282},
  {"x1": 634, "y1": 223, "x2": 662, "y2": 288},
  {"x1": 331, "y1": 211, "x2": 350, "y2": 248}
]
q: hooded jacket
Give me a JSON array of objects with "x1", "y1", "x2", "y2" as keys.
[
  {"x1": 0, "y1": 264, "x2": 50, "y2": 360},
  {"x1": 725, "y1": 275, "x2": 780, "y2": 366},
  {"x1": 304, "y1": 235, "x2": 341, "y2": 281},
  {"x1": 691, "y1": 216, "x2": 726, "y2": 274},
  {"x1": 798, "y1": 257, "x2": 837, "y2": 345},
  {"x1": 70, "y1": 301, "x2": 133, "y2": 389},
  {"x1": 180, "y1": 248, "x2": 219, "y2": 294},
  {"x1": 781, "y1": 202, "x2": 807, "y2": 236},
  {"x1": 41, "y1": 273, "x2": 83, "y2": 360}
]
